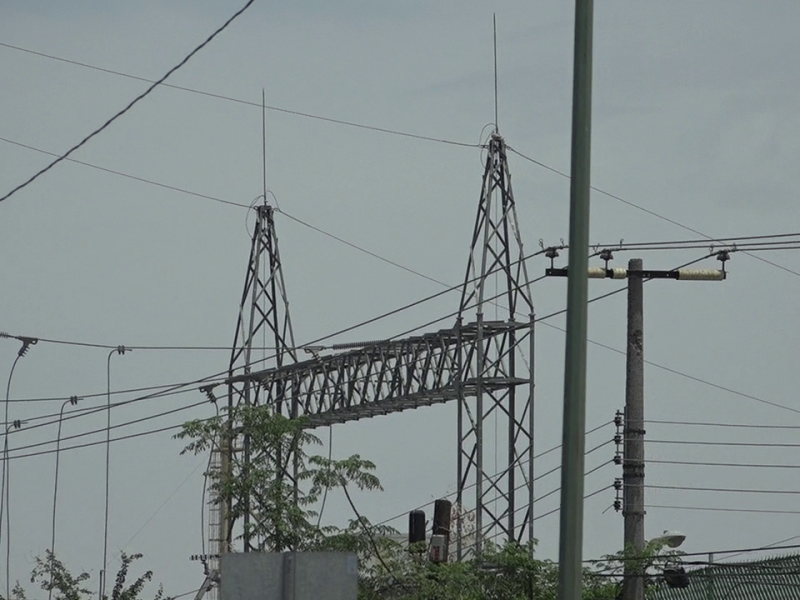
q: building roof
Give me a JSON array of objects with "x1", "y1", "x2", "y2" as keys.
[{"x1": 651, "y1": 553, "x2": 800, "y2": 600}]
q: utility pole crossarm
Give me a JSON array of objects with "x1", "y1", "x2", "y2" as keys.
[{"x1": 545, "y1": 267, "x2": 726, "y2": 280}]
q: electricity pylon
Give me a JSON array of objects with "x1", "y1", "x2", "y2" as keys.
[
  {"x1": 230, "y1": 133, "x2": 536, "y2": 560},
  {"x1": 455, "y1": 131, "x2": 535, "y2": 558},
  {"x1": 207, "y1": 201, "x2": 298, "y2": 574}
]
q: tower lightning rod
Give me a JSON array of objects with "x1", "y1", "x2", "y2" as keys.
[
  {"x1": 557, "y1": 1, "x2": 593, "y2": 599},
  {"x1": 262, "y1": 89, "x2": 267, "y2": 202},
  {"x1": 493, "y1": 14, "x2": 499, "y2": 133}
]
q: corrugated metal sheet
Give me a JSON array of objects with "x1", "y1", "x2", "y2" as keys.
[{"x1": 650, "y1": 553, "x2": 800, "y2": 600}]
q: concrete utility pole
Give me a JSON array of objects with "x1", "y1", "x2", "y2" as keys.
[
  {"x1": 557, "y1": 0, "x2": 594, "y2": 598},
  {"x1": 622, "y1": 258, "x2": 645, "y2": 600}
]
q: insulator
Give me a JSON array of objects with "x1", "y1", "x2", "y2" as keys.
[
  {"x1": 200, "y1": 386, "x2": 218, "y2": 404},
  {"x1": 676, "y1": 269, "x2": 725, "y2": 281},
  {"x1": 587, "y1": 267, "x2": 607, "y2": 278}
]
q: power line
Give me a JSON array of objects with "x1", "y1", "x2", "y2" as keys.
[
  {"x1": 539, "y1": 326, "x2": 800, "y2": 418},
  {"x1": 4, "y1": 420, "x2": 196, "y2": 462},
  {"x1": 0, "y1": 135, "x2": 251, "y2": 210},
  {"x1": 635, "y1": 458, "x2": 800, "y2": 470},
  {"x1": 121, "y1": 456, "x2": 207, "y2": 551},
  {"x1": 645, "y1": 484, "x2": 800, "y2": 496},
  {"x1": 586, "y1": 541, "x2": 800, "y2": 563},
  {"x1": 507, "y1": 145, "x2": 800, "y2": 278},
  {"x1": 593, "y1": 231, "x2": 800, "y2": 248},
  {"x1": 647, "y1": 504, "x2": 800, "y2": 516},
  {"x1": 276, "y1": 208, "x2": 448, "y2": 286},
  {"x1": 0, "y1": 133, "x2": 469, "y2": 293},
  {"x1": 645, "y1": 419, "x2": 800, "y2": 430},
  {"x1": 0, "y1": 42, "x2": 480, "y2": 150},
  {"x1": 645, "y1": 439, "x2": 800, "y2": 448},
  {"x1": 0, "y1": 0, "x2": 257, "y2": 205},
  {"x1": 369, "y1": 420, "x2": 614, "y2": 529},
  {"x1": 8, "y1": 398, "x2": 209, "y2": 455},
  {"x1": 5, "y1": 383, "x2": 209, "y2": 439},
  {"x1": 722, "y1": 535, "x2": 800, "y2": 562}
]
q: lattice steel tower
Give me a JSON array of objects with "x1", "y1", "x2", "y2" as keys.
[
  {"x1": 206, "y1": 201, "x2": 298, "y2": 572},
  {"x1": 228, "y1": 133, "x2": 536, "y2": 561},
  {"x1": 455, "y1": 132, "x2": 535, "y2": 557}
]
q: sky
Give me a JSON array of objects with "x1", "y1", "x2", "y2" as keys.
[{"x1": 2, "y1": 0, "x2": 800, "y2": 596}]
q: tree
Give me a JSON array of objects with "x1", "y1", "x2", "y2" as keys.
[
  {"x1": 177, "y1": 404, "x2": 386, "y2": 555},
  {"x1": 3, "y1": 551, "x2": 167, "y2": 600}
]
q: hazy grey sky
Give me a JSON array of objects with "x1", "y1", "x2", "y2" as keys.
[{"x1": 2, "y1": 1, "x2": 800, "y2": 595}]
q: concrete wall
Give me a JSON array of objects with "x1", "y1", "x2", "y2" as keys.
[{"x1": 220, "y1": 552, "x2": 358, "y2": 600}]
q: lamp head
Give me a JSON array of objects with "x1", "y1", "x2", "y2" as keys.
[{"x1": 658, "y1": 530, "x2": 686, "y2": 548}]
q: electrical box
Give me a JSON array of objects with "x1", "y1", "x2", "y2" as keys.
[{"x1": 429, "y1": 534, "x2": 447, "y2": 563}]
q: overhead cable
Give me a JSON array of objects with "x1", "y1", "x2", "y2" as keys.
[
  {"x1": 0, "y1": 0, "x2": 257, "y2": 205},
  {"x1": 370, "y1": 420, "x2": 614, "y2": 529},
  {"x1": 507, "y1": 145, "x2": 800, "y2": 278},
  {"x1": 0, "y1": 42, "x2": 480, "y2": 149}
]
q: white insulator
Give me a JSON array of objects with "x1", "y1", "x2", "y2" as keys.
[
  {"x1": 587, "y1": 267, "x2": 607, "y2": 278},
  {"x1": 676, "y1": 269, "x2": 725, "y2": 281},
  {"x1": 611, "y1": 267, "x2": 628, "y2": 279}
]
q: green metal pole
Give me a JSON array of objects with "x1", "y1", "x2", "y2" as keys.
[{"x1": 557, "y1": 1, "x2": 594, "y2": 599}]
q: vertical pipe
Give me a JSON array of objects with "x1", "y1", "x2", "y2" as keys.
[
  {"x1": 455, "y1": 317, "x2": 464, "y2": 560},
  {"x1": 507, "y1": 326, "x2": 516, "y2": 542},
  {"x1": 475, "y1": 312, "x2": 484, "y2": 556},
  {"x1": 706, "y1": 553, "x2": 715, "y2": 600},
  {"x1": 622, "y1": 259, "x2": 645, "y2": 600},
  {"x1": 528, "y1": 314, "x2": 535, "y2": 555},
  {"x1": 557, "y1": 0, "x2": 594, "y2": 598}
]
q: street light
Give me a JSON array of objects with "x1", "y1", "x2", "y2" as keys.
[
  {"x1": 648, "y1": 531, "x2": 689, "y2": 591},
  {"x1": 101, "y1": 346, "x2": 130, "y2": 600},
  {"x1": 49, "y1": 395, "x2": 79, "y2": 600}
]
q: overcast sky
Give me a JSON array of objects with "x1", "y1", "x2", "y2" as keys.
[{"x1": 2, "y1": 0, "x2": 800, "y2": 596}]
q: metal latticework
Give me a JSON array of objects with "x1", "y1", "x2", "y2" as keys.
[
  {"x1": 209, "y1": 202, "x2": 298, "y2": 560},
  {"x1": 234, "y1": 321, "x2": 525, "y2": 427},
  {"x1": 455, "y1": 132, "x2": 534, "y2": 558},
  {"x1": 231, "y1": 134, "x2": 535, "y2": 560}
]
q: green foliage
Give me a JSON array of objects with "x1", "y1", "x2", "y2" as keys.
[
  {"x1": 356, "y1": 540, "x2": 619, "y2": 600},
  {"x1": 1, "y1": 551, "x2": 167, "y2": 600},
  {"x1": 178, "y1": 404, "x2": 386, "y2": 554},
  {"x1": 178, "y1": 405, "x2": 628, "y2": 599}
]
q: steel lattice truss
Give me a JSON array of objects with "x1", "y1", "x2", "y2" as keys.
[
  {"x1": 233, "y1": 320, "x2": 528, "y2": 427},
  {"x1": 222, "y1": 133, "x2": 535, "y2": 559}
]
